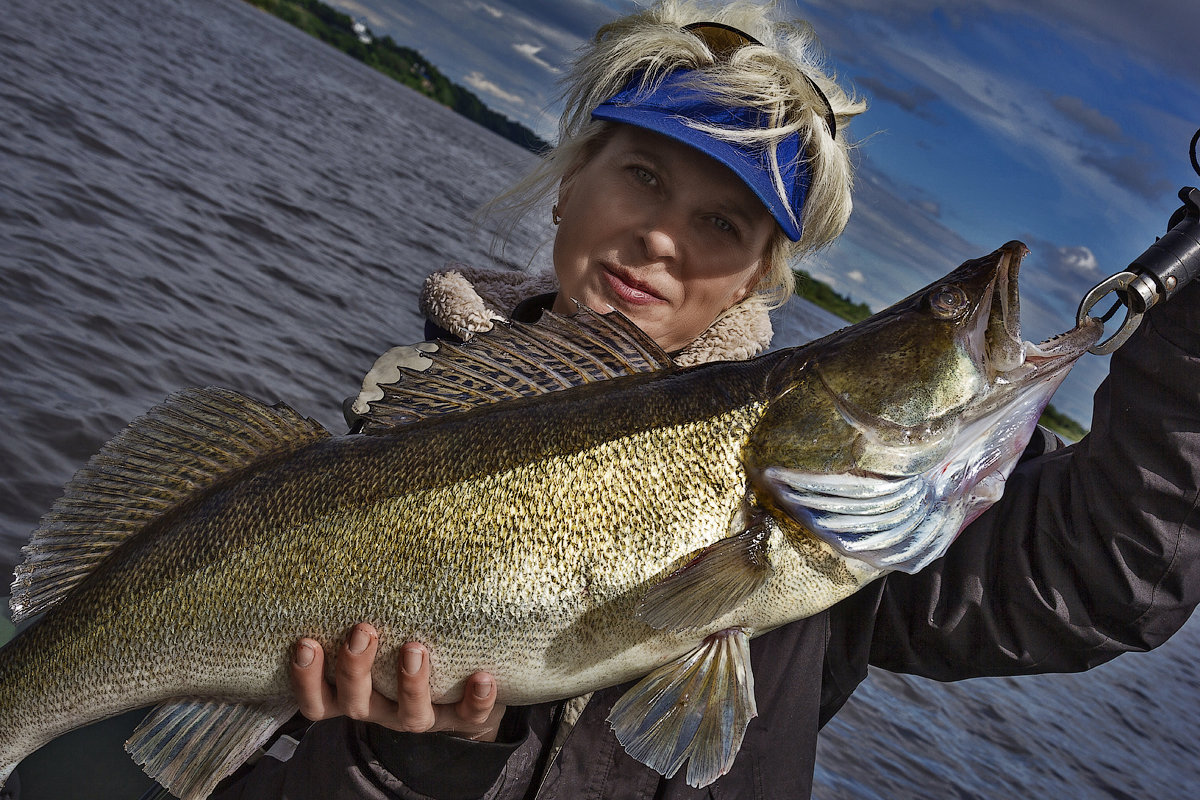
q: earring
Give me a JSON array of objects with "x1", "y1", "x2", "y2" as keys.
[{"x1": 552, "y1": 204, "x2": 561, "y2": 226}]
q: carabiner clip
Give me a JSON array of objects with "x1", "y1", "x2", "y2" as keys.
[
  {"x1": 1076, "y1": 272, "x2": 1146, "y2": 355},
  {"x1": 1077, "y1": 184, "x2": 1200, "y2": 355}
]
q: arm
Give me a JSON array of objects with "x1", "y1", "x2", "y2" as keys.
[{"x1": 827, "y1": 278, "x2": 1200, "y2": 701}]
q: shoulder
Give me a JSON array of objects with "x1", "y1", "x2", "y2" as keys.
[
  {"x1": 419, "y1": 263, "x2": 558, "y2": 341},
  {"x1": 418, "y1": 263, "x2": 778, "y2": 366},
  {"x1": 674, "y1": 296, "x2": 775, "y2": 366}
]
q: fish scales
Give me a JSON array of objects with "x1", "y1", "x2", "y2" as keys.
[
  {"x1": 0, "y1": 244, "x2": 1102, "y2": 795},
  {"x1": 0, "y1": 357, "x2": 808, "y2": 751}
]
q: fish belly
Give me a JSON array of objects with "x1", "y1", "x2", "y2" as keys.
[{"x1": 0, "y1": 404, "x2": 765, "y2": 757}]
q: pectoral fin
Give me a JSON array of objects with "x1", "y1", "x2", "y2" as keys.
[
  {"x1": 762, "y1": 467, "x2": 963, "y2": 573},
  {"x1": 636, "y1": 515, "x2": 772, "y2": 631},
  {"x1": 608, "y1": 628, "x2": 757, "y2": 788},
  {"x1": 126, "y1": 697, "x2": 297, "y2": 800}
]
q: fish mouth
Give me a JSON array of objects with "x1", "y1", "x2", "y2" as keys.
[
  {"x1": 934, "y1": 242, "x2": 1100, "y2": 492},
  {"x1": 813, "y1": 242, "x2": 1101, "y2": 449},
  {"x1": 757, "y1": 243, "x2": 1102, "y2": 574},
  {"x1": 970, "y1": 241, "x2": 1101, "y2": 413}
]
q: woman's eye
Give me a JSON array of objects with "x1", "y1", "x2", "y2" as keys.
[
  {"x1": 631, "y1": 166, "x2": 656, "y2": 185},
  {"x1": 712, "y1": 216, "x2": 735, "y2": 234}
]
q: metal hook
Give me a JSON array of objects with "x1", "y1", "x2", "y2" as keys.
[
  {"x1": 1076, "y1": 130, "x2": 1200, "y2": 355},
  {"x1": 1076, "y1": 272, "x2": 1145, "y2": 355}
]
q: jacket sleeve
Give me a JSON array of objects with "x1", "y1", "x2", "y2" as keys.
[{"x1": 825, "y1": 277, "x2": 1200, "y2": 704}]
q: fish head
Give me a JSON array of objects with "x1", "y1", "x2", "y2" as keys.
[{"x1": 746, "y1": 241, "x2": 1101, "y2": 572}]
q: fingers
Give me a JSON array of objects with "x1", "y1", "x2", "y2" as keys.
[
  {"x1": 335, "y1": 623, "x2": 380, "y2": 720},
  {"x1": 454, "y1": 671, "x2": 498, "y2": 729},
  {"x1": 290, "y1": 623, "x2": 380, "y2": 722},
  {"x1": 445, "y1": 671, "x2": 506, "y2": 741},
  {"x1": 290, "y1": 638, "x2": 336, "y2": 720},
  {"x1": 289, "y1": 627, "x2": 505, "y2": 741},
  {"x1": 393, "y1": 644, "x2": 503, "y2": 739},
  {"x1": 394, "y1": 643, "x2": 437, "y2": 732}
]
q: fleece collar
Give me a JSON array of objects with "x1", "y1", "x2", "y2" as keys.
[{"x1": 419, "y1": 263, "x2": 775, "y2": 366}]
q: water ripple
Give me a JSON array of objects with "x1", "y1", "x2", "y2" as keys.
[{"x1": 2, "y1": 0, "x2": 1197, "y2": 798}]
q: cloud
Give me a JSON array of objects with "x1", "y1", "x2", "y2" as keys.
[
  {"x1": 799, "y1": 0, "x2": 1194, "y2": 217},
  {"x1": 468, "y1": 1, "x2": 504, "y2": 19},
  {"x1": 492, "y1": 0, "x2": 635, "y2": 40},
  {"x1": 332, "y1": 0, "x2": 410, "y2": 29},
  {"x1": 993, "y1": 0, "x2": 1200, "y2": 85},
  {"x1": 513, "y1": 42, "x2": 561, "y2": 73},
  {"x1": 1049, "y1": 244, "x2": 1099, "y2": 276},
  {"x1": 1080, "y1": 151, "x2": 1174, "y2": 201},
  {"x1": 854, "y1": 75, "x2": 939, "y2": 118},
  {"x1": 800, "y1": 0, "x2": 1200, "y2": 86},
  {"x1": 914, "y1": 198, "x2": 941, "y2": 218},
  {"x1": 1048, "y1": 94, "x2": 1124, "y2": 142},
  {"x1": 461, "y1": 71, "x2": 525, "y2": 105}
]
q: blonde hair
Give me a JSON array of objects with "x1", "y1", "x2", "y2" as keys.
[{"x1": 488, "y1": 0, "x2": 866, "y2": 311}]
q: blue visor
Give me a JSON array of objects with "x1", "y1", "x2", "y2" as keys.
[{"x1": 591, "y1": 70, "x2": 807, "y2": 241}]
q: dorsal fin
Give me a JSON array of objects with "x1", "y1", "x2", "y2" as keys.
[
  {"x1": 10, "y1": 387, "x2": 330, "y2": 622},
  {"x1": 360, "y1": 304, "x2": 675, "y2": 431}
]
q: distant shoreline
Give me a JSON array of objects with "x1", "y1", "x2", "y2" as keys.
[
  {"x1": 243, "y1": 0, "x2": 550, "y2": 153},
  {"x1": 238, "y1": 0, "x2": 1086, "y2": 442},
  {"x1": 791, "y1": 269, "x2": 1087, "y2": 441}
]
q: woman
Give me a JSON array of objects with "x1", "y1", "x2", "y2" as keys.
[{"x1": 215, "y1": 1, "x2": 1200, "y2": 798}]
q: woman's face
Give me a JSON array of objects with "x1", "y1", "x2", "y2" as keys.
[{"x1": 552, "y1": 125, "x2": 777, "y2": 352}]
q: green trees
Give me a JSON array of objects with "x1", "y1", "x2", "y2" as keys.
[
  {"x1": 244, "y1": 0, "x2": 549, "y2": 153},
  {"x1": 790, "y1": 268, "x2": 1087, "y2": 439},
  {"x1": 792, "y1": 268, "x2": 872, "y2": 323}
]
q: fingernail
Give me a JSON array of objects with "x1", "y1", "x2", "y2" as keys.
[
  {"x1": 294, "y1": 642, "x2": 315, "y2": 668},
  {"x1": 401, "y1": 645, "x2": 423, "y2": 676},
  {"x1": 348, "y1": 627, "x2": 372, "y2": 655},
  {"x1": 473, "y1": 677, "x2": 494, "y2": 700}
]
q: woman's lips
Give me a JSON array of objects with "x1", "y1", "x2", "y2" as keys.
[{"x1": 603, "y1": 267, "x2": 667, "y2": 306}]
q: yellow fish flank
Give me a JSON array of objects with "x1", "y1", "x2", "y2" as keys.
[{"x1": 0, "y1": 243, "x2": 1100, "y2": 796}]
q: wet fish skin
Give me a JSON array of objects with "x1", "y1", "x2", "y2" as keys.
[
  {"x1": 0, "y1": 242, "x2": 1099, "y2": 796},
  {"x1": 0, "y1": 362, "x2": 861, "y2": 795}
]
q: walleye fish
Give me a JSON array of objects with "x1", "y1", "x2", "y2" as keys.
[{"x1": 0, "y1": 242, "x2": 1098, "y2": 797}]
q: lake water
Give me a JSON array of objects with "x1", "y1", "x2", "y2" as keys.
[{"x1": 1, "y1": 0, "x2": 1197, "y2": 797}]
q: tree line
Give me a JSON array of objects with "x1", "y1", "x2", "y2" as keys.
[{"x1": 244, "y1": 0, "x2": 550, "y2": 153}]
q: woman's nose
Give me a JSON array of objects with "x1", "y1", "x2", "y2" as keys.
[{"x1": 640, "y1": 217, "x2": 680, "y2": 262}]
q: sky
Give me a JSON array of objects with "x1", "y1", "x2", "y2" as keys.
[{"x1": 324, "y1": 0, "x2": 1199, "y2": 425}]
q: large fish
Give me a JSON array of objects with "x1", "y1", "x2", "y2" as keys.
[{"x1": 0, "y1": 242, "x2": 1098, "y2": 797}]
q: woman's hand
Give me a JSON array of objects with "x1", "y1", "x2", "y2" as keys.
[{"x1": 290, "y1": 623, "x2": 505, "y2": 742}]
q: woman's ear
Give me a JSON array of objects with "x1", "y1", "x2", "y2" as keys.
[
  {"x1": 557, "y1": 156, "x2": 587, "y2": 216},
  {"x1": 556, "y1": 179, "x2": 572, "y2": 218}
]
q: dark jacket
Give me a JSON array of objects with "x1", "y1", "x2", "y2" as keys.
[{"x1": 214, "y1": 279, "x2": 1200, "y2": 799}]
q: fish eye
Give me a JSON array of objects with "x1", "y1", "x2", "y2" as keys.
[{"x1": 928, "y1": 285, "x2": 968, "y2": 319}]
